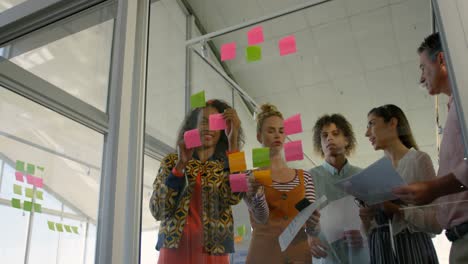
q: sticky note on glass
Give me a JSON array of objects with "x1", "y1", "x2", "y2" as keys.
[
  {"x1": 37, "y1": 166, "x2": 44, "y2": 172},
  {"x1": 184, "y1": 128, "x2": 202, "y2": 149},
  {"x1": 253, "y1": 169, "x2": 272, "y2": 186},
  {"x1": 34, "y1": 203, "x2": 42, "y2": 213},
  {"x1": 248, "y1": 26, "x2": 264, "y2": 45},
  {"x1": 48, "y1": 221, "x2": 55, "y2": 231},
  {"x1": 284, "y1": 114, "x2": 303, "y2": 136},
  {"x1": 16, "y1": 160, "x2": 25, "y2": 172},
  {"x1": 33, "y1": 177, "x2": 44, "y2": 188},
  {"x1": 64, "y1": 225, "x2": 72, "y2": 233},
  {"x1": 284, "y1": 140, "x2": 304, "y2": 162},
  {"x1": 36, "y1": 191, "x2": 43, "y2": 200},
  {"x1": 190, "y1": 91, "x2": 206, "y2": 109},
  {"x1": 11, "y1": 198, "x2": 21, "y2": 209},
  {"x1": 209, "y1": 113, "x2": 226, "y2": 130},
  {"x1": 234, "y1": 235, "x2": 243, "y2": 243},
  {"x1": 228, "y1": 151, "x2": 247, "y2": 173},
  {"x1": 252, "y1": 147, "x2": 270, "y2": 167},
  {"x1": 26, "y1": 175, "x2": 34, "y2": 185},
  {"x1": 56, "y1": 223, "x2": 64, "y2": 232},
  {"x1": 23, "y1": 201, "x2": 32, "y2": 212},
  {"x1": 72, "y1": 226, "x2": 79, "y2": 234},
  {"x1": 246, "y1": 46, "x2": 262, "y2": 62},
  {"x1": 237, "y1": 225, "x2": 246, "y2": 236},
  {"x1": 279, "y1": 35, "x2": 297, "y2": 56},
  {"x1": 15, "y1": 172, "x2": 24, "y2": 182},
  {"x1": 27, "y1": 163, "x2": 35, "y2": 175},
  {"x1": 13, "y1": 184, "x2": 22, "y2": 195},
  {"x1": 221, "y1": 42, "x2": 236, "y2": 61},
  {"x1": 229, "y1": 173, "x2": 248, "y2": 192},
  {"x1": 25, "y1": 188, "x2": 34, "y2": 198}
]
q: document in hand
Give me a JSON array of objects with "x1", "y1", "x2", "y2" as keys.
[
  {"x1": 334, "y1": 157, "x2": 406, "y2": 205},
  {"x1": 320, "y1": 196, "x2": 362, "y2": 243}
]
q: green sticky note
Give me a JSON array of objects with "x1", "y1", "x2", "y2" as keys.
[
  {"x1": 13, "y1": 184, "x2": 22, "y2": 195},
  {"x1": 37, "y1": 166, "x2": 45, "y2": 172},
  {"x1": 71, "y1": 226, "x2": 79, "y2": 234},
  {"x1": 48, "y1": 221, "x2": 55, "y2": 231},
  {"x1": 36, "y1": 191, "x2": 44, "y2": 200},
  {"x1": 11, "y1": 198, "x2": 21, "y2": 209},
  {"x1": 23, "y1": 201, "x2": 32, "y2": 212},
  {"x1": 252, "y1": 147, "x2": 270, "y2": 167},
  {"x1": 237, "y1": 225, "x2": 246, "y2": 236},
  {"x1": 25, "y1": 188, "x2": 34, "y2": 199},
  {"x1": 27, "y1": 163, "x2": 35, "y2": 175},
  {"x1": 190, "y1": 91, "x2": 206, "y2": 109},
  {"x1": 56, "y1": 223, "x2": 64, "y2": 232},
  {"x1": 64, "y1": 225, "x2": 72, "y2": 233},
  {"x1": 246, "y1": 46, "x2": 262, "y2": 62},
  {"x1": 34, "y1": 203, "x2": 42, "y2": 213},
  {"x1": 16, "y1": 160, "x2": 25, "y2": 172}
]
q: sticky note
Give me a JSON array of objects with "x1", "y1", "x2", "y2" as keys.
[
  {"x1": 279, "y1": 35, "x2": 297, "y2": 56},
  {"x1": 184, "y1": 129, "x2": 202, "y2": 149},
  {"x1": 56, "y1": 223, "x2": 64, "y2": 232},
  {"x1": 234, "y1": 235, "x2": 243, "y2": 243},
  {"x1": 11, "y1": 198, "x2": 21, "y2": 209},
  {"x1": 26, "y1": 163, "x2": 35, "y2": 175},
  {"x1": 209, "y1": 114, "x2": 226, "y2": 131},
  {"x1": 253, "y1": 169, "x2": 272, "y2": 186},
  {"x1": 34, "y1": 203, "x2": 42, "y2": 213},
  {"x1": 47, "y1": 221, "x2": 55, "y2": 231},
  {"x1": 284, "y1": 140, "x2": 304, "y2": 162},
  {"x1": 229, "y1": 173, "x2": 248, "y2": 192},
  {"x1": 25, "y1": 188, "x2": 34, "y2": 199},
  {"x1": 23, "y1": 201, "x2": 32, "y2": 212},
  {"x1": 237, "y1": 225, "x2": 246, "y2": 236},
  {"x1": 64, "y1": 225, "x2": 72, "y2": 233},
  {"x1": 252, "y1": 147, "x2": 270, "y2": 167},
  {"x1": 16, "y1": 160, "x2": 25, "y2": 172},
  {"x1": 228, "y1": 151, "x2": 247, "y2": 173},
  {"x1": 15, "y1": 171, "x2": 24, "y2": 182},
  {"x1": 221, "y1": 42, "x2": 236, "y2": 61},
  {"x1": 71, "y1": 226, "x2": 79, "y2": 234},
  {"x1": 26, "y1": 175, "x2": 34, "y2": 185},
  {"x1": 246, "y1": 46, "x2": 262, "y2": 62},
  {"x1": 248, "y1": 26, "x2": 264, "y2": 45},
  {"x1": 37, "y1": 166, "x2": 44, "y2": 172},
  {"x1": 190, "y1": 91, "x2": 206, "y2": 109},
  {"x1": 36, "y1": 191, "x2": 44, "y2": 200},
  {"x1": 13, "y1": 184, "x2": 22, "y2": 195},
  {"x1": 33, "y1": 177, "x2": 44, "y2": 188},
  {"x1": 284, "y1": 114, "x2": 303, "y2": 136}
]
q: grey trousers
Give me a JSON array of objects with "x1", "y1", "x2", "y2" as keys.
[{"x1": 450, "y1": 233, "x2": 468, "y2": 264}]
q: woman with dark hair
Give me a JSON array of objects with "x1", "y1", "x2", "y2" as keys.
[
  {"x1": 361, "y1": 104, "x2": 441, "y2": 264},
  {"x1": 149, "y1": 99, "x2": 245, "y2": 264}
]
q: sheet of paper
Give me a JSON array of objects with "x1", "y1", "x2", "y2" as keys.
[
  {"x1": 279, "y1": 196, "x2": 327, "y2": 252},
  {"x1": 228, "y1": 151, "x2": 247, "y2": 173},
  {"x1": 15, "y1": 171, "x2": 24, "y2": 182},
  {"x1": 319, "y1": 196, "x2": 362, "y2": 243},
  {"x1": 253, "y1": 169, "x2": 272, "y2": 186},
  {"x1": 209, "y1": 113, "x2": 226, "y2": 131},
  {"x1": 284, "y1": 114, "x2": 303, "y2": 135},
  {"x1": 284, "y1": 140, "x2": 304, "y2": 162},
  {"x1": 184, "y1": 128, "x2": 202, "y2": 149},
  {"x1": 190, "y1": 91, "x2": 206, "y2": 109},
  {"x1": 248, "y1": 26, "x2": 264, "y2": 45},
  {"x1": 221, "y1": 42, "x2": 236, "y2": 61},
  {"x1": 246, "y1": 46, "x2": 262, "y2": 62},
  {"x1": 279, "y1": 35, "x2": 297, "y2": 56},
  {"x1": 335, "y1": 157, "x2": 406, "y2": 205},
  {"x1": 252, "y1": 147, "x2": 270, "y2": 167},
  {"x1": 229, "y1": 173, "x2": 248, "y2": 192}
]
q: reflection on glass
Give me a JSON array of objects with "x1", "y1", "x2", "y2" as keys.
[{"x1": 0, "y1": 0, "x2": 28, "y2": 13}]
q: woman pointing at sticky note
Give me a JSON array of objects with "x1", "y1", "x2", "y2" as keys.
[
  {"x1": 149, "y1": 99, "x2": 245, "y2": 264},
  {"x1": 244, "y1": 103, "x2": 317, "y2": 264}
]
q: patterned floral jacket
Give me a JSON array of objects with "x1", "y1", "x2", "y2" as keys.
[{"x1": 149, "y1": 153, "x2": 243, "y2": 254}]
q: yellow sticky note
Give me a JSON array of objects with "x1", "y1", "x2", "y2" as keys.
[
  {"x1": 228, "y1": 152, "x2": 247, "y2": 173},
  {"x1": 253, "y1": 169, "x2": 272, "y2": 186}
]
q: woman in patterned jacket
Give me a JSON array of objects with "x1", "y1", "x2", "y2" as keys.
[{"x1": 150, "y1": 99, "x2": 245, "y2": 264}]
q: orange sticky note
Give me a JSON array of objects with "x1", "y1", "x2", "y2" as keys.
[
  {"x1": 253, "y1": 169, "x2": 272, "y2": 186},
  {"x1": 228, "y1": 152, "x2": 247, "y2": 173},
  {"x1": 234, "y1": 235, "x2": 243, "y2": 243}
]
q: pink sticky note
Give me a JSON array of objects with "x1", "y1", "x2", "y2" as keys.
[
  {"x1": 284, "y1": 114, "x2": 303, "y2": 136},
  {"x1": 284, "y1": 140, "x2": 304, "y2": 162},
  {"x1": 209, "y1": 114, "x2": 226, "y2": 131},
  {"x1": 15, "y1": 172, "x2": 24, "y2": 182},
  {"x1": 279, "y1": 35, "x2": 297, "y2": 56},
  {"x1": 229, "y1": 173, "x2": 248, "y2": 192},
  {"x1": 248, "y1": 26, "x2": 264, "y2": 45},
  {"x1": 184, "y1": 128, "x2": 202, "y2": 149},
  {"x1": 26, "y1": 175, "x2": 34, "y2": 185},
  {"x1": 34, "y1": 177, "x2": 44, "y2": 188},
  {"x1": 221, "y1": 42, "x2": 236, "y2": 61}
]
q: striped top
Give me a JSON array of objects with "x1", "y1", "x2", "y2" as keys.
[{"x1": 245, "y1": 170, "x2": 315, "y2": 224}]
